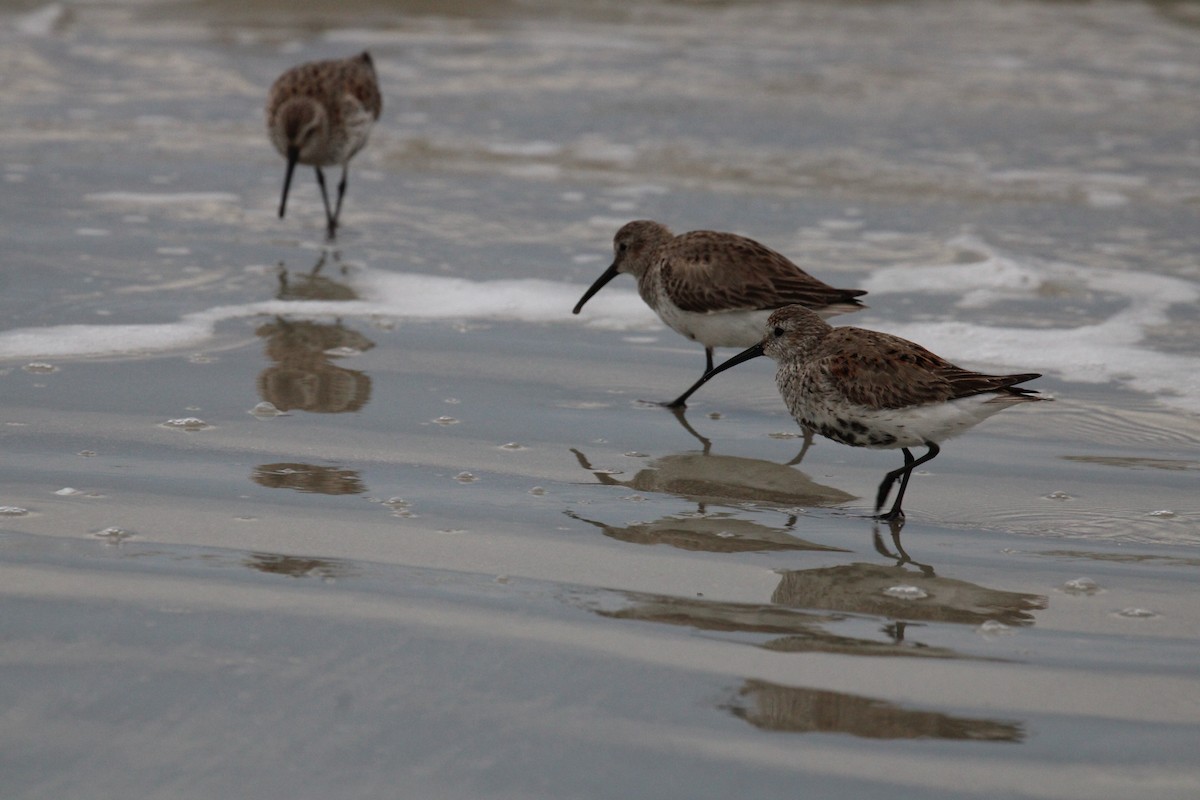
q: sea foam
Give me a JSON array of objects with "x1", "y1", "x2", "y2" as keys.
[{"x1": 2, "y1": 236, "x2": 1197, "y2": 412}]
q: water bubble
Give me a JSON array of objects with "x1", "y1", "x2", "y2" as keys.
[
  {"x1": 528, "y1": 486, "x2": 546, "y2": 496},
  {"x1": 883, "y1": 585, "x2": 928, "y2": 600},
  {"x1": 443, "y1": 397, "x2": 461, "y2": 405},
  {"x1": 249, "y1": 401, "x2": 285, "y2": 418},
  {"x1": 622, "y1": 494, "x2": 647, "y2": 502},
  {"x1": 22, "y1": 362, "x2": 58, "y2": 374},
  {"x1": 383, "y1": 497, "x2": 415, "y2": 517},
  {"x1": 0, "y1": 506, "x2": 30, "y2": 516},
  {"x1": 1146, "y1": 509, "x2": 1178, "y2": 519},
  {"x1": 1062, "y1": 577, "x2": 1100, "y2": 595},
  {"x1": 499, "y1": 442, "x2": 525, "y2": 451},
  {"x1": 433, "y1": 416, "x2": 460, "y2": 426},
  {"x1": 1115, "y1": 607, "x2": 1158, "y2": 619},
  {"x1": 162, "y1": 417, "x2": 210, "y2": 431},
  {"x1": 92, "y1": 526, "x2": 133, "y2": 544},
  {"x1": 978, "y1": 620, "x2": 1014, "y2": 636},
  {"x1": 187, "y1": 354, "x2": 216, "y2": 364},
  {"x1": 54, "y1": 487, "x2": 82, "y2": 496},
  {"x1": 454, "y1": 472, "x2": 477, "y2": 483},
  {"x1": 715, "y1": 530, "x2": 736, "y2": 539},
  {"x1": 768, "y1": 432, "x2": 800, "y2": 440},
  {"x1": 623, "y1": 451, "x2": 649, "y2": 458},
  {"x1": 1045, "y1": 490, "x2": 1074, "y2": 501}
]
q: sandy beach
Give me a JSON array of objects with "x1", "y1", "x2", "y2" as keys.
[{"x1": 2, "y1": 1, "x2": 1199, "y2": 798}]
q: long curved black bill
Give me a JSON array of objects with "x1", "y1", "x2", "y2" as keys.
[
  {"x1": 278, "y1": 146, "x2": 299, "y2": 219},
  {"x1": 666, "y1": 341, "x2": 766, "y2": 408},
  {"x1": 572, "y1": 262, "x2": 620, "y2": 315}
]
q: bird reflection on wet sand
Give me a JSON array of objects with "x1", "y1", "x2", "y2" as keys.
[
  {"x1": 596, "y1": 591, "x2": 960, "y2": 659},
  {"x1": 570, "y1": 443, "x2": 852, "y2": 511},
  {"x1": 727, "y1": 680, "x2": 1024, "y2": 742},
  {"x1": 275, "y1": 250, "x2": 357, "y2": 302},
  {"x1": 251, "y1": 463, "x2": 366, "y2": 495},
  {"x1": 256, "y1": 317, "x2": 373, "y2": 414},
  {"x1": 244, "y1": 552, "x2": 357, "y2": 579},
  {"x1": 569, "y1": 438, "x2": 854, "y2": 553},
  {"x1": 568, "y1": 509, "x2": 848, "y2": 554},
  {"x1": 771, "y1": 560, "x2": 1047, "y2": 628}
]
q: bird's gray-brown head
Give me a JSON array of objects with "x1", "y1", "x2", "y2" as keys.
[
  {"x1": 269, "y1": 98, "x2": 328, "y2": 219},
  {"x1": 761, "y1": 305, "x2": 831, "y2": 361},
  {"x1": 572, "y1": 220, "x2": 674, "y2": 314}
]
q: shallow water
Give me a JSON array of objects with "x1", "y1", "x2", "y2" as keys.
[{"x1": 2, "y1": 1, "x2": 1200, "y2": 798}]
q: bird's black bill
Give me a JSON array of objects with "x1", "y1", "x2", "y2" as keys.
[
  {"x1": 667, "y1": 341, "x2": 766, "y2": 408},
  {"x1": 572, "y1": 262, "x2": 620, "y2": 315},
  {"x1": 279, "y1": 146, "x2": 299, "y2": 219}
]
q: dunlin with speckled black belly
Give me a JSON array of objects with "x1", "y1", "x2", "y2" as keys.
[{"x1": 693, "y1": 305, "x2": 1047, "y2": 520}]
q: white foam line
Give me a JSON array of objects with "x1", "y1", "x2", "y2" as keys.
[
  {"x1": 4, "y1": 240, "x2": 1198, "y2": 413},
  {"x1": 0, "y1": 272, "x2": 658, "y2": 360},
  {"x1": 84, "y1": 192, "x2": 242, "y2": 205}
]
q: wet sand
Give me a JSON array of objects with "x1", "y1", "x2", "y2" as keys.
[{"x1": 2, "y1": 1, "x2": 1200, "y2": 798}]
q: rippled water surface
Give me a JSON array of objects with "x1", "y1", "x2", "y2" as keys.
[{"x1": 2, "y1": 1, "x2": 1199, "y2": 798}]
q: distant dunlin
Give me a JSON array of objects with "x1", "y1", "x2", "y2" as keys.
[
  {"x1": 572, "y1": 220, "x2": 866, "y2": 408},
  {"x1": 266, "y1": 51, "x2": 382, "y2": 240},
  {"x1": 692, "y1": 305, "x2": 1046, "y2": 521}
]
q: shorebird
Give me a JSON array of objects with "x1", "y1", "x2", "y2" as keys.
[
  {"x1": 266, "y1": 51, "x2": 382, "y2": 240},
  {"x1": 572, "y1": 220, "x2": 866, "y2": 408},
  {"x1": 691, "y1": 305, "x2": 1046, "y2": 521}
]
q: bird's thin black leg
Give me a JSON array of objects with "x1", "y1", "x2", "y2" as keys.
[
  {"x1": 874, "y1": 448, "x2": 914, "y2": 517},
  {"x1": 314, "y1": 167, "x2": 337, "y2": 240},
  {"x1": 875, "y1": 442, "x2": 940, "y2": 521},
  {"x1": 331, "y1": 166, "x2": 349, "y2": 236},
  {"x1": 663, "y1": 348, "x2": 718, "y2": 408}
]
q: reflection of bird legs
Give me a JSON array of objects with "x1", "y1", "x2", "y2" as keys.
[
  {"x1": 666, "y1": 405, "x2": 713, "y2": 454},
  {"x1": 275, "y1": 249, "x2": 339, "y2": 297},
  {"x1": 882, "y1": 620, "x2": 914, "y2": 644},
  {"x1": 308, "y1": 250, "x2": 330, "y2": 276},
  {"x1": 569, "y1": 448, "x2": 623, "y2": 487},
  {"x1": 871, "y1": 518, "x2": 935, "y2": 577},
  {"x1": 783, "y1": 426, "x2": 816, "y2": 466}
]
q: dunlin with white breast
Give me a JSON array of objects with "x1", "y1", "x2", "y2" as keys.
[
  {"x1": 572, "y1": 220, "x2": 866, "y2": 408},
  {"x1": 266, "y1": 51, "x2": 382, "y2": 240}
]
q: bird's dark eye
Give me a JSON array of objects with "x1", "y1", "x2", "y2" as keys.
[
  {"x1": 617, "y1": 242, "x2": 628, "y2": 253},
  {"x1": 773, "y1": 326, "x2": 785, "y2": 338}
]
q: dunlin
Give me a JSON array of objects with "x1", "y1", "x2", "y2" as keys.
[
  {"x1": 692, "y1": 305, "x2": 1046, "y2": 521},
  {"x1": 266, "y1": 51, "x2": 382, "y2": 240},
  {"x1": 572, "y1": 220, "x2": 866, "y2": 408}
]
